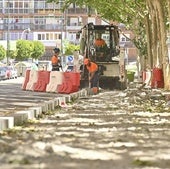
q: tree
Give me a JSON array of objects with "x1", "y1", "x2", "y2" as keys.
[
  {"x1": 31, "y1": 41, "x2": 45, "y2": 60},
  {"x1": 63, "y1": 40, "x2": 80, "y2": 55},
  {"x1": 0, "y1": 45, "x2": 6, "y2": 61},
  {"x1": 145, "y1": 0, "x2": 169, "y2": 88},
  {"x1": 16, "y1": 40, "x2": 34, "y2": 61}
]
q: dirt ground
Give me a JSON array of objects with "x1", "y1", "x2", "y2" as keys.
[{"x1": 0, "y1": 88, "x2": 170, "y2": 169}]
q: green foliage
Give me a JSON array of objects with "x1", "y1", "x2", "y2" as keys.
[
  {"x1": 63, "y1": 40, "x2": 80, "y2": 55},
  {"x1": 31, "y1": 41, "x2": 45, "y2": 59},
  {"x1": 0, "y1": 45, "x2": 6, "y2": 61},
  {"x1": 16, "y1": 40, "x2": 34, "y2": 61},
  {"x1": 132, "y1": 159, "x2": 155, "y2": 167},
  {"x1": 8, "y1": 50, "x2": 17, "y2": 59}
]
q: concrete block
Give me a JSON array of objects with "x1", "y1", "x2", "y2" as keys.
[
  {"x1": 0, "y1": 119, "x2": 8, "y2": 131},
  {"x1": 26, "y1": 109, "x2": 36, "y2": 119},
  {"x1": 16, "y1": 110, "x2": 35, "y2": 120},
  {"x1": 54, "y1": 98, "x2": 60, "y2": 107},
  {"x1": 0, "y1": 117, "x2": 14, "y2": 130},
  {"x1": 65, "y1": 95, "x2": 71, "y2": 103},
  {"x1": 58, "y1": 97, "x2": 66, "y2": 106},
  {"x1": 13, "y1": 112, "x2": 28, "y2": 126},
  {"x1": 81, "y1": 89, "x2": 88, "y2": 96},
  {"x1": 42, "y1": 103, "x2": 48, "y2": 113},
  {"x1": 44, "y1": 100, "x2": 55, "y2": 111},
  {"x1": 28, "y1": 107, "x2": 42, "y2": 118}
]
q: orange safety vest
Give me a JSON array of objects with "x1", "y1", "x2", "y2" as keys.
[
  {"x1": 51, "y1": 55, "x2": 59, "y2": 65},
  {"x1": 94, "y1": 39, "x2": 106, "y2": 47},
  {"x1": 86, "y1": 62, "x2": 98, "y2": 73}
]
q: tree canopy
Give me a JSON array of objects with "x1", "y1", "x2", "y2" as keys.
[
  {"x1": 16, "y1": 40, "x2": 45, "y2": 61},
  {"x1": 31, "y1": 41, "x2": 45, "y2": 60}
]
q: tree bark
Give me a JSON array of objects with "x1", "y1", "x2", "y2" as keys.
[{"x1": 154, "y1": 0, "x2": 169, "y2": 89}]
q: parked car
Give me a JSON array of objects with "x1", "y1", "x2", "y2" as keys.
[
  {"x1": 8, "y1": 66, "x2": 18, "y2": 79},
  {"x1": 3, "y1": 66, "x2": 12, "y2": 79},
  {"x1": 0, "y1": 67, "x2": 7, "y2": 80}
]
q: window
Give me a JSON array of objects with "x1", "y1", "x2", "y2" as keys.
[
  {"x1": 42, "y1": 34, "x2": 45, "y2": 40},
  {"x1": 50, "y1": 33, "x2": 53, "y2": 40},
  {"x1": 46, "y1": 33, "x2": 49, "y2": 40},
  {"x1": 38, "y1": 34, "x2": 41, "y2": 40},
  {"x1": 54, "y1": 34, "x2": 58, "y2": 40}
]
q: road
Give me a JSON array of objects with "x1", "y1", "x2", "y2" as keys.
[
  {"x1": 0, "y1": 79, "x2": 170, "y2": 169},
  {"x1": 0, "y1": 77, "x2": 64, "y2": 116}
]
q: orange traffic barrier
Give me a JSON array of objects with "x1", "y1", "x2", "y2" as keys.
[
  {"x1": 57, "y1": 72, "x2": 80, "y2": 94},
  {"x1": 34, "y1": 70, "x2": 50, "y2": 92},
  {"x1": 22, "y1": 69, "x2": 30, "y2": 90},
  {"x1": 64, "y1": 72, "x2": 80, "y2": 86},
  {"x1": 151, "y1": 68, "x2": 164, "y2": 88}
]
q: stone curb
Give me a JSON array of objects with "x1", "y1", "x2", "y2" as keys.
[{"x1": 0, "y1": 89, "x2": 88, "y2": 131}]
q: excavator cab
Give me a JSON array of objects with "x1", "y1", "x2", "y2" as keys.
[
  {"x1": 79, "y1": 22, "x2": 120, "y2": 62},
  {"x1": 79, "y1": 23, "x2": 126, "y2": 90}
]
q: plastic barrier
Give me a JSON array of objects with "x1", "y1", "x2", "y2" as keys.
[
  {"x1": 142, "y1": 70, "x2": 151, "y2": 86},
  {"x1": 26, "y1": 70, "x2": 38, "y2": 91},
  {"x1": 57, "y1": 72, "x2": 80, "y2": 94},
  {"x1": 22, "y1": 69, "x2": 30, "y2": 90},
  {"x1": 34, "y1": 70, "x2": 50, "y2": 92},
  {"x1": 46, "y1": 71, "x2": 64, "y2": 93},
  {"x1": 151, "y1": 68, "x2": 164, "y2": 88},
  {"x1": 142, "y1": 71, "x2": 146, "y2": 82}
]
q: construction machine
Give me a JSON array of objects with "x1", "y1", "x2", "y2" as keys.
[{"x1": 78, "y1": 22, "x2": 126, "y2": 90}]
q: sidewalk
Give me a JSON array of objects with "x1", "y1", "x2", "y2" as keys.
[{"x1": 0, "y1": 88, "x2": 170, "y2": 169}]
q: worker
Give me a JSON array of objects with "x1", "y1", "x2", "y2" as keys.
[
  {"x1": 51, "y1": 47, "x2": 61, "y2": 71},
  {"x1": 94, "y1": 33, "x2": 108, "y2": 61},
  {"x1": 94, "y1": 33, "x2": 107, "y2": 48},
  {"x1": 84, "y1": 58, "x2": 99, "y2": 94}
]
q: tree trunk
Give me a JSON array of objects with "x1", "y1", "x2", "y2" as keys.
[
  {"x1": 146, "y1": 0, "x2": 169, "y2": 89},
  {"x1": 154, "y1": 0, "x2": 169, "y2": 89},
  {"x1": 145, "y1": 14, "x2": 153, "y2": 69}
]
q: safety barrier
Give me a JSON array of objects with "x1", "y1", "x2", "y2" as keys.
[
  {"x1": 46, "y1": 71, "x2": 64, "y2": 93},
  {"x1": 151, "y1": 68, "x2": 164, "y2": 88},
  {"x1": 34, "y1": 70, "x2": 50, "y2": 92},
  {"x1": 22, "y1": 70, "x2": 81, "y2": 94},
  {"x1": 22, "y1": 69, "x2": 30, "y2": 90},
  {"x1": 57, "y1": 72, "x2": 80, "y2": 94},
  {"x1": 26, "y1": 70, "x2": 38, "y2": 91},
  {"x1": 142, "y1": 70, "x2": 152, "y2": 86}
]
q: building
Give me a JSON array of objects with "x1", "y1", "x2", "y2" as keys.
[{"x1": 0, "y1": 0, "x2": 136, "y2": 62}]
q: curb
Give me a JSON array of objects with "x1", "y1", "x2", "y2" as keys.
[{"x1": 0, "y1": 89, "x2": 88, "y2": 131}]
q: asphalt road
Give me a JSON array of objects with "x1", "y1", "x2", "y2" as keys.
[{"x1": 0, "y1": 77, "x2": 64, "y2": 116}]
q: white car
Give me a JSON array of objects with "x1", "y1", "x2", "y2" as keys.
[{"x1": 8, "y1": 66, "x2": 18, "y2": 79}]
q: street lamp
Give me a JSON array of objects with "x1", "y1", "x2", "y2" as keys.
[
  {"x1": 6, "y1": 0, "x2": 10, "y2": 65},
  {"x1": 21, "y1": 28, "x2": 31, "y2": 40},
  {"x1": 58, "y1": 18, "x2": 64, "y2": 55}
]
